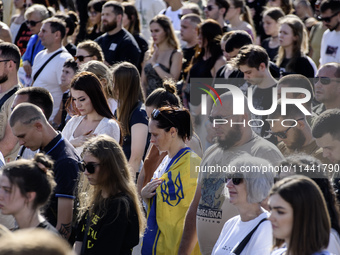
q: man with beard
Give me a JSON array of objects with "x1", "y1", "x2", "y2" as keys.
[
  {"x1": 313, "y1": 62, "x2": 340, "y2": 116},
  {"x1": 268, "y1": 102, "x2": 330, "y2": 164},
  {"x1": 312, "y1": 108, "x2": 340, "y2": 201},
  {"x1": 232, "y1": 45, "x2": 277, "y2": 138},
  {"x1": 0, "y1": 42, "x2": 21, "y2": 231},
  {"x1": 95, "y1": 1, "x2": 141, "y2": 67},
  {"x1": 178, "y1": 92, "x2": 284, "y2": 255},
  {"x1": 0, "y1": 42, "x2": 21, "y2": 163},
  {"x1": 319, "y1": 0, "x2": 340, "y2": 65}
]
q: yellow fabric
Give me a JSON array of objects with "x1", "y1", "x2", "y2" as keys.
[{"x1": 148, "y1": 150, "x2": 201, "y2": 255}]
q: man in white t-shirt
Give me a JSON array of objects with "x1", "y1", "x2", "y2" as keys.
[
  {"x1": 319, "y1": 0, "x2": 340, "y2": 65},
  {"x1": 32, "y1": 17, "x2": 72, "y2": 121},
  {"x1": 178, "y1": 92, "x2": 284, "y2": 255},
  {"x1": 161, "y1": 0, "x2": 183, "y2": 31}
]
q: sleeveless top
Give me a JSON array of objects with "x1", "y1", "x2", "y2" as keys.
[{"x1": 144, "y1": 49, "x2": 177, "y2": 96}]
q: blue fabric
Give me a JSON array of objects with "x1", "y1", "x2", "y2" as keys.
[{"x1": 22, "y1": 34, "x2": 44, "y2": 65}]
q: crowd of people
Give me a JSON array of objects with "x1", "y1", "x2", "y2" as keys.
[{"x1": 0, "y1": 0, "x2": 339, "y2": 254}]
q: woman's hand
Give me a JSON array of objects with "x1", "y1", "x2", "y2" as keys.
[
  {"x1": 141, "y1": 178, "x2": 164, "y2": 200},
  {"x1": 70, "y1": 131, "x2": 95, "y2": 148},
  {"x1": 151, "y1": 44, "x2": 159, "y2": 66}
]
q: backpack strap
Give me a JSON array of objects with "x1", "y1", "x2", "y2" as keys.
[
  {"x1": 0, "y1": 86, "x2": 19, "y2": 110},
  {"x1": 231, "y1": 218, "x2": 268, "y2": 255}
]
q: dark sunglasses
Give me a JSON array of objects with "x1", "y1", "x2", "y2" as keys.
[
  {"x1": 226, "y1": 174, "x2": 243, "y2": 185},
  {"x1": 208, "y1": 114, "x2": 233, "y2": 123},
  {"x1": 314, "y1": 76, "x2": 340, "y2": 85},
  {"x1": 0, "y1": 59, "x2": 16, "y2": 63},
  {"x1": 74, "y1": 55, "x2": 93, "y2": 62},
  {"x1": 318, "y1": 11, "x2": 340, "y2": 23},
  {"x1": 204, "y1": 5, "x2": 216, "y2": 11},
  {"x1": 152, "y1": 109, "x2": 176, "y2": 126},
  {"x1": 79, "y1": 161, "x2": 100, "y2": 174},
  {"x1": 26, "y1": 19, "x2": 43, "y2": 27},
  {"x1": 266, "y1": 117, "x2": 304, "y2": 139}
]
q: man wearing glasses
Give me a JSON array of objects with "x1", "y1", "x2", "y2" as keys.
[
  {"x1": 313, "y1": 62, "x2": 340, "y2": 116},
  {"x1": 268, "y1": 101, "x2": 330, "y2": 165},
  {"x1": 204, "y1": 0, "x2": 230, "y2": 32},
  {"x1": 319, "y1": 0, "x2": 340, "y2": 65}
]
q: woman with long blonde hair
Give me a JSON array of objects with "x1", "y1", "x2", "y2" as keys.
[
  {"x1": 276, "y1": 15, "x2": 315, "y2": 78},
  {"x1": 74, "y1": 135, "x2": 145, "y2": 255},
  {"x1": 141, "y1": 15, "x2": 182, "y2": 97}
]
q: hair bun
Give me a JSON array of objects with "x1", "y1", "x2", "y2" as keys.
[
  {"x1": 33, "y1": 153, "x2": 54, "y2": 174},
  {"x1": 163, "y1": 80, "x2": 177, "y2": 94}
]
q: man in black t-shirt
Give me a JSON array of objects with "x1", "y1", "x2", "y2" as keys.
[
  {"x1": 232, "y1": 45, "x2": 278, "y2": 139},
  {"x1": 95, "y1": 1, "x2": 141, "y2": 66}
]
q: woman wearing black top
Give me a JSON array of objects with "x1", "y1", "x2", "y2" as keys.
[{"x1": 74, "y1": 135, "x2": 146, "y2": 255}]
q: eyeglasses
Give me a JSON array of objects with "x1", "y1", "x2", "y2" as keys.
[
  {"x1": 267, "y1": 117, "x2": 304, "y2": 139},
  {"x1": 318, "y1": 11, "x2": 340, "y2": 23},
  {"x1": 88, "y1": 11, "x2": 99, "y2": 17},
  {"x1": 208, "y1": 114, "x2": 233, "y2": 123},
  {"x1": 314, "y1": 76, "x2": 340, "y2": 85},
  {"x1": 26, "y1": 19, "x2": 43, "y2": 27},
  {"x1": 79, "y1": 161, "x2": 100, "y2": 174},
  {"x1": 204, "y1": 5, "x2": 217, "y2": 11},
  {"x1": 226, "y1": 173, "x2": 243, "y2": 185},
  {"x1": 74, "y1": 55, "x2": 93, "y2": 62}
]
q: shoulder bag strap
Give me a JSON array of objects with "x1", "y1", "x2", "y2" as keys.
[
  {"x1": 31, "y1": 50, "x2": 64, "y2": 86},
  {"x1": 231, "y1": 218, "x2": 268, "y2": 255},
  {"x1": 80, "y1": 212, "x2": 91, "y2": 255},
  {"x1": 0, "y1": 86, "x2": 19, "y2": 110}
]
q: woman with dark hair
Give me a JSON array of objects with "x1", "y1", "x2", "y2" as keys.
[
  {"x1": 112, "y1": 62, "x2": 149, "y2": 176},
  {"x1": 187, "y1": 19, "x2": 226, "y2": 107},
  {"x1": 276, "y1": 15, "x2": 316, "y2": 77},
  {"x1": 141, "y1": 15, "x2": 182, "y2": 97},
  {"x1": 62, "y1": 71, "x2": 120, "y2": 155},
  {"x1": 225, "y1": 0, "x2": 256, "y2": 40},
  {"x1": 269, "y1": 175, "x2": 332, "y2": 255},
  {"x1": 212, "y1": 156, "x2": 275, "y2": 255},
  {"x1": 122, "y1": 2, "x2": 148, "y2": 73},
  {"x1": 0, "y1": 153, "x2": 58, "y2": 234},
  {"x1": 73, "y1": 135, "x2": 146, "y2": 255},
  {"x1": 55, "y1": 11, "x2": 79, "y2": 56},
  {"x1": 85, "y1": 0, "x2": 106, "y2": 41},
  {"x1": 261, "y1": 7, "x2": 285, "y2": 61},
  {"x1": 277, "y1": 154, "x2": 340, "y2": 254},
  {"x1": 141, "y1": 106, "x2": 201, "y2": 255}
]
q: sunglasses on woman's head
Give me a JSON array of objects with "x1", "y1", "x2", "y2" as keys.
[
  {"x1": 79, "y1": 161, "x2": 100, "y2": 174},
  {"x1": 74, "y1": 55, "x2": 93, "y2": 62},
  {"x1": 314, "y1": 76, "x2": 340, "y2": 85},
  {"x1": 226, "y1": 173, "x2": 243, "y2": 185},
  {"x1": 151, "y1": 109, "x2": 176, "y2": 126}
]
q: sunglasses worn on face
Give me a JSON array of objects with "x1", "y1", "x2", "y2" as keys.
[
  {"x1": 267, "y1": 117, "x2": 304, "y2": 139},
  {"x1": 226, "y1": 174, "x2": 243, "y2": 185},
  {"x1": 314, "y1": 76, "x2": 340, "y2": 85},
  {"x1": 26, "y1": 19, "x2": 43, "y2": 27},
  {"x1": 79, "y1": 161, "x2": 100, "y2": 174},
  {"x1": 318, "y1": 11, "x2": 340, "y2": 23},
  {"x1": 204, "y1": 5, "x2": 216, "y2": 11},
  {"x1": 88, "y1": 11, "x2": 99, "y2": 16},
  {"x1": 74, "y1": 55, "x2": 93, "y2": 62}
]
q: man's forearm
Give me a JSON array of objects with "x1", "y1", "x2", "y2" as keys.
[{"x1": 57, "y1": 197, "x2": 74, "y2": 240}]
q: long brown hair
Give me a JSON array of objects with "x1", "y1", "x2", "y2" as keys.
[
  {"x1": 78, "y1": 135, "x2": 146, "y2": 236},
  {"x1": 112, "y1": 62, "x2": 145, "y2": 136},
  {"x1": 270, "y1": 175, "x2": 330, "y2": 255},
  {"x1": 276, "y1": 15, "x2": 308, "y2": 72},
  {"x1": 149, "y1": 15, "x2": 180, "y2": 54}
]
